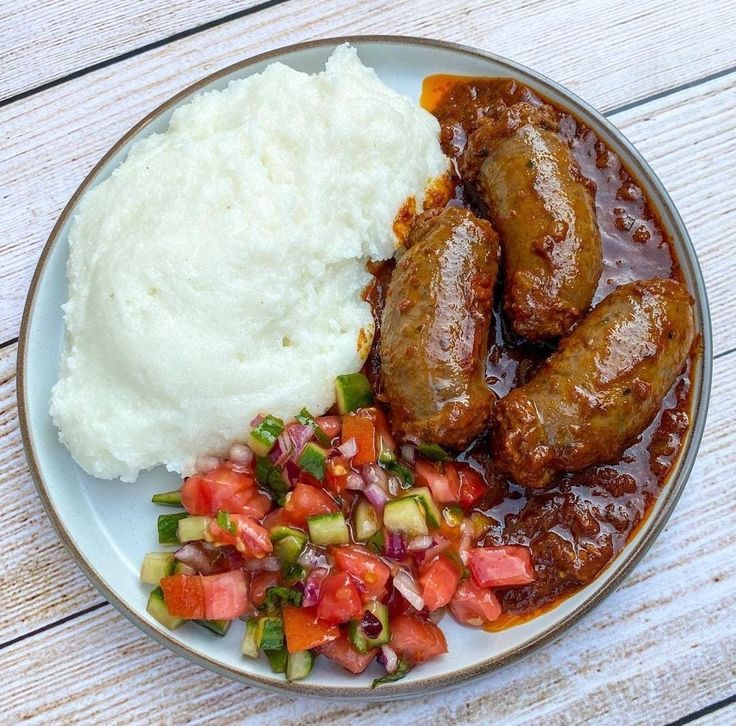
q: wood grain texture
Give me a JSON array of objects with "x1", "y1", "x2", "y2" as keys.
[
  {"x1": 1, "y1": 350, "x2": 733, "y2": 724},
  {"x1": 1, "y1": 0, "x2": 736, "y2": 344},
  {"x1": 0, "y1": 0, "x2": 264, "y2": 100}
]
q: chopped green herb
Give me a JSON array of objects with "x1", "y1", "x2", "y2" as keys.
[
  {"x1": 371, "y1": 659, "x2": 412, "y2": 688},
  {"x1": 417, "y1": 442, "x2": 450, "y2": 462},
  {"x1": 262, "y1": 586, "x2": 303, "y2": 611},
  {"x1": 255, "y1": 456, "x2": 290, "y2": 505},
  {"x1": 378, "y1": 450, "x2": 414, "y2": 488}
]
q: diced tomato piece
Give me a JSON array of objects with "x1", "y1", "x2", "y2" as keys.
[
  {"x1": 359, "y1": 406, "x2": 395, "y2": 454},
  {"x1": 389, "y1": 614, "x2": 448, "y2": 664},
  {"x1": 456, "y1": 464, "x2": 487, "y2": 509},
  {"x1": 414, "y1": 459, "x2": 459, "y2": 503},
  {"x1": 468, "y1": 545, "x2": 535, "y2": 588},
  {"x1": 419, "y1": 556, "x2": 461, "y2": 612},
  {"x1": 208, "y1": 514, "x2": 273, "y2": 559},
  {"x1": 160, "y1": 574, "x2": 205, "y2": 619},
  {"x1": 316, "y1": 415, "x2": 341, "y2": 440},
  {"x1": 329, "y1": 544, "x2": 391, "y2": 601},
  {"x1": 262, "y1": 507, "x2": 291, "y2": 531},
  {"x1": 284, "y1": 482, "x2": 338, "y2": 526},
  {"x1": 251, "y1": 571, "x2": 280, "y2": 607},
  {"x1": 325, "y1": 455, "x2": 350, "y2": 494},
  {"x1": 316, "y1": 571, "x2": 363, "y2": 624},
  {"x1": 449, "y1": 579, "x2": 502, "y2": 626},
  {"x1": 181, "y1": 465, "x2": 270, "y2": 518},
  {"x1": 318, "y1": 635, "x2": 377, "y2": 674},
  {"x1": 342, "y1": 415, "x2": 377, "y2": 465},
  {"x1": 201, "y1": 570, "x2": 249, "y2": 619},
  {"x1": 283, "y1": 606, "x2": 339, "y2": 653}
]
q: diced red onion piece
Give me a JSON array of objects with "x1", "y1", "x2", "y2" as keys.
[
  {"x1": 271, "y1": 432, "x2": 294, "y2": 466},
  {"x1": 458, "y1": 519, "x2": 474, "y2": 564},
  {"x1": 194, "y1": 455, "x2": 221, "y2": 474},
  {"x1": 385, "y1": 530, "x2": 407, "y2": 560},
  {"x1": 401, "y1": 444, "x2": 416, "y2": 465},
  {"x1": 387, "y1": 475, "x2": 402, "y2": 497},
  {"x1": 407, "y1": 534, "x2": 433, "y2": 551},
  {"x1": 345, "y1": 472, "x2": 365, "y2": 491},
  {"x1": 175, "y1": 543, "x2": 213, "y2": 573},
  {"x1": 424, "y1": 537, "x2": 451, "y2": 561},
  {"x1": 288, "y1": 424, "x2": 314, "y2": 459},
  {"x1": 380, "y1": 645, "x2": 398, "y2": 674},
  {"x1": 249, "y1": 414, "x2": 264, "y2": 428},
  {"x1": 243, "y1": 556, "x2": 281, "y2": 572},
  {"x1": 364, "y1": 482, "x2": 389, "y2": 513},
  {"x1": 302, "y1": 567, "x2": 329, "y2": 607},
  {"x1": 362, "y1": 464, "x2": 389, "y2": 492},
  {"x1": 298, "y1": 544, "x2": 330, "y2": 570},
  {"x1": 338, "y1": 437, "x2": 358, "y2": 458},
  {"x1": 229, "y1": 443, "x2": 254, "y2": 466},
  {"x1": 393, "y1": 569, "x2": 425, "y2": 611}
]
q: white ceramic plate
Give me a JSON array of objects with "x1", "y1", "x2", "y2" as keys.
[{"x1": 18, "y1": 36, "x2": 711, "y2": 699}]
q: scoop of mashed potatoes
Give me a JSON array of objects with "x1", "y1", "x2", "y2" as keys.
[{"x1": 50, "y1": 45, "x2": 448, "y2": 482}]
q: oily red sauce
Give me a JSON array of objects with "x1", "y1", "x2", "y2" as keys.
[{"x1": 362, "y1": 75, "x2": 697, "y2": 619}]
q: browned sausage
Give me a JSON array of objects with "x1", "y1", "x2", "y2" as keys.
[
  {"x1": 380, "y1": 206, "x2": 499, "y2": 448},
  {"x1": 492, "y1": 278, "x2": 695, "y2": 488},
  {"x1": 462, "y1": 102, "x2": 602, "y2": 341}
]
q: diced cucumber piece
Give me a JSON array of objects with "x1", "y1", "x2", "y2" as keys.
[
  {"x1": 157, "y1": 512, "x2": 188, "y2": 545},
  {"x1": 371, "y1": 659, "x2": 411, "y2": 688},
  {"x1": 263, "y1": 586, "x2": 302, "y2": 610},
  {"x1": 401, "y1": 487, "x2": 442, "y2": 529},
  {"x1": 335, "y1": 372, "x2": 373, "y2": 414},
  {"x1": 383, "y1": 498, "x2": 428, "y2": 537},
  {"x1": 353, "y1": 499, "x2": 380, "y2": 541},
  {"x1": 283, "y1": 564, "x2": 306, "y2": 586},
  {"x1": 307, "y1": 512, "x2": 349, "y2": 546},
  {"x1": 151, "y1": 489, "x2": 183, "y2": 506},
  {"x1": 196, "y1": 619, "x2": 231, "y2": 637},
  {"x1": 258, "y1": 616, "x2": 284, "y2": 651},
  {"x1": 366, "y1": 529, "x2": 385, "y2": 554},
  {"x1": 173, "y1": 560, "x2": 196, "y2": 576},
  {"x1": 378, "y1": 450, "x2": 413, "y2": 488},
  {"x1": 286, "y1": 650, "x2": 315, "y2": 682},
  {"x1": 146, "y1": 586, "x2": 184, "y2": 630},
  {"x1": 297, "y1": 442, "x2": 328, "y2": 481},
  {"x1": 139, "y1": 552, "x2": 175, "y2": 585},
  {"x1": 296, "y1": 408, "x2": 331, "y2": 446},
  {"x1": 266, "y1": 647, "x2": 288, "y2": 673},
  {"x1": 241, "y1": 618, "x2": 260, "y2": 658},
  {"x1": 348, "y1": 601, "x2": 390, "y2": 653},
  {"x1": 270, "y1": 526, "x2": 308, "y2": 569},
  {"x1": 247, "y1": 415, "x2": 285, "y2": 457},
  {"x1": 255, "y1": 457, "x2": 290, "y2": 506},
  {"x1": 177, "y1": 515, "x2": 212, "y2": 543},
  {"x1": 417, "y1": 442, "x2": 450, "y2": 462}
]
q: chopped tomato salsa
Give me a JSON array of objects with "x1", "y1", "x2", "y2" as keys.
[{"x1": 145, "y1": 378, "x2": 535, "y2": 686}]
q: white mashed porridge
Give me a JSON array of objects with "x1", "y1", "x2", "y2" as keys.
[{"x1": 50, "y1": 44, "x2": 448, "y2": 482}]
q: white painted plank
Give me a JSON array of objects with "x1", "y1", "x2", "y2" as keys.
[
  {"x1": 1, "y1": 348, "x2": 734, "y2": 724},
  {"x1": 0, "y1": 0, "x2": 263, "y2": 100},
  {"x1": 1, "y1": 0, "x2": 736, "y2": 343}
]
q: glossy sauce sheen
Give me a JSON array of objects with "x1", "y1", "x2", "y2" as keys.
[{"x1": 364, "y1": 75, "x2": 696, "y2": 618}]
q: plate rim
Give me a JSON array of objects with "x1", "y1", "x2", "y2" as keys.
[{"x1": 16, "y1": 33, "x2": 713, "y2": 700}]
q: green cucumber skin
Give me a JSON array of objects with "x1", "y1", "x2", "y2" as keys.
[
  {"x1": 349, "y1": 601, "x2": 390, "y2": 652},
  {"x1": 401, "y1": 487, "x2": 442, "y2": 529},
  {"x1": 258, "y1": 617, "x2": 285, "y2": 651},
  {"x1": 296, "y1": 408, "x2": 332, "y2": 446},
  {"x1": 266, "y1": 647, "x2": 289, "y2": 673},
  {"x1": 151, "y1": 489, "x2": 183, "y2": 506},
  {"x1": 417, "y1": 443, "x2": 450, "y2": 461},
  {"x1": 335, "y1": 373, "x2": 374, "y2": 414},
  {"x1": 382, "y1": 498, "x2": 428, "y2": 536},
  {"x1": 241, "y1": 619, "x2": 260, "y2": 658},
  {"x1": 286, "y1": 650, "x2": 315, "y2": 682},
  {"x1": 298, "y1": 442, "x2": 328, "y2": 481},
  {"x1": 196, "y1": 619, "x2": 231, "y2": 637},
  {"x1": 157, "y1": 512, "x2": 188, "y2": 544},
  {"x1": 248, "y1": 415, "x2": 285, "y2": 456},
  {"x1": 146, "y1": 587, "x2": 185, "y2": 630}
]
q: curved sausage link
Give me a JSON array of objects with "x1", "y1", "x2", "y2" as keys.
[
  {"x1": 462, "y1": 102, "x2": 603, "y2": 341},
  {"x1": 492, "y1": 278, "x2": 695, "y2": 488},
  {"x1": 380, "y1": 206, "x2": 499, "y2": 448}
]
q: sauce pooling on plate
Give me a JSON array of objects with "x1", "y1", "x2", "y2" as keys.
[{"x1": 364, "y1": 75, "x2": 698, "y2": 617}]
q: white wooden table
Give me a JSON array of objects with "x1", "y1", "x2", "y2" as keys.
[{"x1": 1, "y1": 1, "x2": 735, "y2": 723}]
